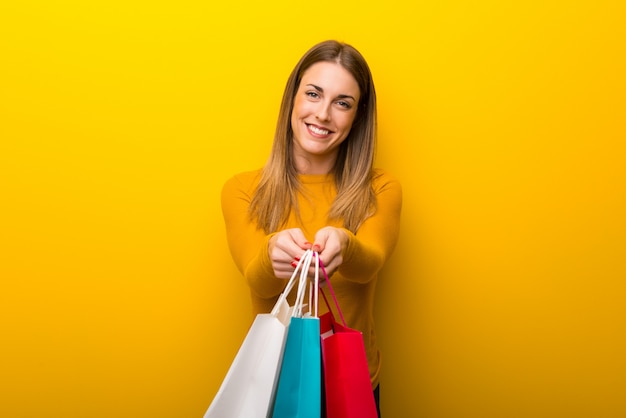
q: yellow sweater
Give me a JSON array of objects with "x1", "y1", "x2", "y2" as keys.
[{"x1": 220, "y1": 168, "x2": 402, "y2": 388}]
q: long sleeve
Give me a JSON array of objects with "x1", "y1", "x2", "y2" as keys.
[
  {"x1": 340, "y1": 169, "x2": 403, "y2": 282},
  {"x1": 220, "y1": 170, "x2": 285, "y2": 299}
]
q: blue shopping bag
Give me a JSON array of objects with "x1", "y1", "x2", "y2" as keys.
[{"x1": 272, "y1": 250, "x2": 322, "y2": 418}]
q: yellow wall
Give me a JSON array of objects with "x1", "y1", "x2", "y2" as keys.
[{"x1": 1, "y1": 1, "x2": 624, "y2": 417}]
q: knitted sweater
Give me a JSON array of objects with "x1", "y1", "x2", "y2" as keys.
[{"x1": 220, "y1": 168, "x2": 402, "y2": 388}]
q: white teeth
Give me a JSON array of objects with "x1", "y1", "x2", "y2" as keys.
[{"x1": 308, "y1": 125, "x2": 329, "y2": 135}]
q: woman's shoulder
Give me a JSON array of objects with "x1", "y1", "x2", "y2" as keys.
[
  {"x1": 371, "y1": 168, "x2": 402, "y2": 207},
  {"x1": 228, "y1": 168, "x2": 263, "y2": 183},
  {"x1": 222, "y1": 169, "x2": 263, "y2": 194},
  {"x1": 372, "y1": 168, "x2": 402, "y2": 189}
]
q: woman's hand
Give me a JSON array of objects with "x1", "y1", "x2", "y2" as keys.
[
  {"x1": 268, "y1": 228, "x2": 311, "y2": 279},
  {"x1": 311, "y1": 226, "x2": 349, "y2": 278}
]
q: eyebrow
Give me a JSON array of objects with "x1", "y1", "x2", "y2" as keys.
[{"x1": 306, "y1": 84, "x2": 356, "y2": 101}]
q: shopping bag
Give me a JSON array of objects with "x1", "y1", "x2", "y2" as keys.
[
  {"x1": 272, "y1": 250, "x2": 322, "y2": 418},
  {"x1": 319, "y1": 260, "x2": 378, "y2": 418},
  {"x1": 204, "y1": 252, "x2": 314, "y2": 418}
]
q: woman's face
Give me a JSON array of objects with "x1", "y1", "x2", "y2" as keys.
[{"x1": 290, "y1": 61, "x2": 360, "y2": 172}]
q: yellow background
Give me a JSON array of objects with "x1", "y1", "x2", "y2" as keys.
[{"x1": 1, "y1": 0, "x2": 625, "y2": 417}]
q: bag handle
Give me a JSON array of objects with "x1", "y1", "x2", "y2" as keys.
[
  {"x1": 316, "y1": 254, "x2": 347, "y2": 327},
  {"x1": 309, "y1": 251, "x2": 320, "y2": 318},
  {"x1": 270, "y1": 249, "x2": 326, "y2": 319},
  {"x1": 271, "y1": 249, "x2": 313, "y2": 316},
  {"x1": 293, "y1": 249, "x2": 314, "y2": 318}
]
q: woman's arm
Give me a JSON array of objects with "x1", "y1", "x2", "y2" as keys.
[
  {"x1": 220, "y1": 172, "x2": 285, "y2": 299},
  {"x1": 317, "y1": 171, "x2": 403, "y2": 282}
]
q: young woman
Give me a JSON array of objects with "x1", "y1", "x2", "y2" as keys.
[{"x1": 221, "y1": 40, "x2": 402, "y2": 416}]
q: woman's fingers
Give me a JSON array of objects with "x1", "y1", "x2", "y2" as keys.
[{"x1": 269, "y1": 228, "x2": 312, "y2": 278}]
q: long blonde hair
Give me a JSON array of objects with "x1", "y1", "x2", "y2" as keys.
[{"x1": 250, "y1": 40, "x2": 378, "y2": 234}]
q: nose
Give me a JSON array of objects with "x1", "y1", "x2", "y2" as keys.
[{"x1": 315, "y1": 102, "x2": 331, "y2": 122}]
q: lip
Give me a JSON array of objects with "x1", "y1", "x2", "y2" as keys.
[{"x1": 306, "y1": 123, "x2": 333, "y2": 137}]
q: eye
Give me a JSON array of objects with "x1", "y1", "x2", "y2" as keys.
[
  {"x1": 306, "y1": 91, "x2": 320, "y2": 99},
  {"x1": 336, "y1": 100, "x2": 352, "y2": 109}
]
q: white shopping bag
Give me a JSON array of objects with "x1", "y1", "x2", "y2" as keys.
[{"x1": 204, "y1": 250, "x2": 315, "y2": 418}]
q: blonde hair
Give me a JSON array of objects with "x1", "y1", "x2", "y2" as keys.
[{"x1": 250, "y1": 40, "x2": 377, "y2": 234}]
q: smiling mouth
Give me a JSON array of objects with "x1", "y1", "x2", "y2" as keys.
[{"x1": 307, "y1": 124, "x2": 331, "y2": 136}]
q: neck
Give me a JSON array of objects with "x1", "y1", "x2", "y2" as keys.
[{"x1": 294, "y1": 153, "x2": 337, "y2": 175}]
